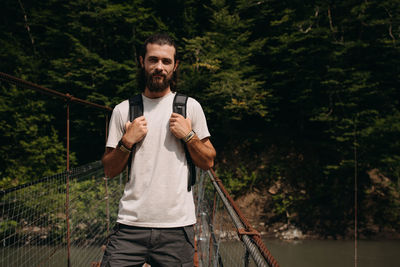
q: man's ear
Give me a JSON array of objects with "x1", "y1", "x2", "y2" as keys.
[
  {"x1": 174, "y1": 60, "x2": 179, "y2": 71},
  {"x1": 139, "y1": 56, "x2": 144, "y2": 68}
]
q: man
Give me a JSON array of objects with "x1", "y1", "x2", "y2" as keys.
[{"x1": 101, "y1": 33, "x2": 216, "y2": 267}]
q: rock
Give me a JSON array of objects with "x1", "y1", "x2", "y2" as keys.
[
  {"x1": 268, "y1": 181, "x2": 282, "y2": 195},
  {"x1": 366, "y1": 224, "x2": 380, "y2": 234},
  {"x1": 280, "y1": 226, "x2": 305, "y2": 240},
  {"x1": 279, "y1": 223, "x2": 288, "y2": 231},
  {"x1": 368, "y1": 169, "x2": 391, "y2": 187}
]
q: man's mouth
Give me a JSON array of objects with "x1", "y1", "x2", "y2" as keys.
[{"x1": 152, "y1": 74, "x2": 165, "y2": 80}]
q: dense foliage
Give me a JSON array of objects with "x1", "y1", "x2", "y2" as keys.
[{"x1": 1, "y1": 0, "x2": 399, "y2": 237}]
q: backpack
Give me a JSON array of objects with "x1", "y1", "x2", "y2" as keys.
[{"x1": 128, "y1": 93, "x2": 196, "y2": 192}]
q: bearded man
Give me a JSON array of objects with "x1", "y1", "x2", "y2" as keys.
[{"x1": 101, "y1": 33, "x2": 216, "y2": 267}]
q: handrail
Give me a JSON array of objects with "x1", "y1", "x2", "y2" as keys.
[
  {"x1": 207, "y1": 169, "x2": 280, "y2": 267},
  {"x1": 0, "y1": 72, "x2": 112, "y2": 112},
  {"x1": 0, "y1": 161, "x2": 103, "y2": 195}
]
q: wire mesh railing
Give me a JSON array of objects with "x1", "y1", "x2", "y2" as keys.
[
  {"x1": 1, "y1": 163, "x2": 279, "y2": 267},
  {"x1": 194, "y1": 169, "x2": 279, "y2": 267},
  {"x1": 0, "y1": 161, "x2": 126, "y2": 267}
]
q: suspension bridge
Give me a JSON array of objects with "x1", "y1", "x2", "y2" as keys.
[{"x1": 0, "y1": 72, "x2": 279, "y2": 267}]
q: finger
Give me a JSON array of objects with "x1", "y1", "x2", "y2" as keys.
[
  {"x1": 137, "y1": 118, "x2": 147, "y2": 125},
  {"x1": 171, "y1": 113, "x2": 183, "y2": 118},
  {"x1": 135, "y1": 116, "x2": 145, "y2": 122}
]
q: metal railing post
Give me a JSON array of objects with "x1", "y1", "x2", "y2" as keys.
[
  {"x1": 244, "y1": 250, "x2": 250, "y2": 267},
  {"x1": 104, "y1": 176, "x2": 110, "y2": 238},
  {"x1": 66, "y1": 100, "x2": 71, "y2": 267},
  {"x1": 354, "y1": 117, "x2": 358, "y2": 267}
]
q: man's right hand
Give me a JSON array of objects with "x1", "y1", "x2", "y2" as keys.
[{"x1": 122, "y1": 116, "x2": 148, "y2": 148}]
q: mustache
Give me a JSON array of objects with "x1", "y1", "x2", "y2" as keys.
[{"x1": 150, "y1": 70, "x2": 166, "y2": 78}]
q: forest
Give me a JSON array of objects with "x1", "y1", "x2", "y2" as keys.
[{"x1": 1, "y1": 0, "x2": 399, "y2": 239}]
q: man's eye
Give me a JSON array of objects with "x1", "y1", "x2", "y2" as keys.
[{"x1": 163, "y1": 59, "x2": 172, "y2": 64}]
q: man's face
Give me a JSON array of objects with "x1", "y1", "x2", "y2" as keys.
[{"x1": 140, "y1": 43, "x2": 178, "y2": 92}]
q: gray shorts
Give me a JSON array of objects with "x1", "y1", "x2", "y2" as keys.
[{"x1": 101, "y1": 223, "x2": 195, "y2": 267}]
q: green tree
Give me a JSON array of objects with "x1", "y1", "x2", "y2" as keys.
[{"x1": 0, "y1": 84, "x2": 67, "y2": 189}]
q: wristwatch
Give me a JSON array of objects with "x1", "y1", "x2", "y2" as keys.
[
  {"x1": 183, "y1": 130, "x2": 196, "y2": 143},
  {"x1": 117, "y1": 139, "x2": 132, "y2": 153}
]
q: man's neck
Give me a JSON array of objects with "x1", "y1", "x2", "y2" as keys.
[{"x1": 143, "y1": 87, "x2": 171, "y2": 99}]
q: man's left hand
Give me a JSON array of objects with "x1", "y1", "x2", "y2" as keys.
[{"x1": 169, "y1": 113, "x2": 191, "y2": 139}]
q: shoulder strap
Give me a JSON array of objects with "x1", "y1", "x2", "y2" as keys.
[
  {"x1": 173, "y1": 93, "x2": 196, "y2": 191},
  {"x1": 173, "y1": 93, "x2": 188, "y2": 118},
  {"x1": 129, "y1": 94, "x2": 143, "y2": 122},
  {"x1": 127, "y1": 94, "x2": 143, "y2": 176}
]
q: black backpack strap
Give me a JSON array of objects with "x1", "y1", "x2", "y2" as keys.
[
  {"x1": 129, "y1": 94, "x2": 144, "y2": 122},
  {"x1": 173, "y1": 93, "x2": 188, "y2": 117},
  {"x1": 173, "y1": 93, "x2": 196, "y2": 192},
  {"x1": 185, "y1": 146, "x2": 196, "y2": 192},
  {"x1": 127, "y1": 94, "x2": 143, "y2": 176}
]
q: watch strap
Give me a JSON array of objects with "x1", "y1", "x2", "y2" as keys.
[{"x1": 117, "y1": 139, "x2": 132, "y2": 153}]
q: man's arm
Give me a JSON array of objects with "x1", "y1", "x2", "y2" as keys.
[
  {"x1": 169, "y1": 113, "x2": 216, "y2": 170},
  {"x1": 102, "y1": 116, "x2": 148, "y2": 177},
  {"x1": 186, "y1": 136, "x2": 216, "y2": 170},
  {"x1": 102, "y1": 147, "x2": 130, "y2": 178}
]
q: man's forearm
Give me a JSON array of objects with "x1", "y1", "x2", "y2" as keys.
[
  {"x1": 102, "y1": 147, "x2": 131, "y2": 178},
  {"x1": 186, "y1": 136, "x2": 216, "y2": 170}
]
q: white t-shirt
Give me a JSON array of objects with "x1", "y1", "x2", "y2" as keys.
[{"x1": 106, "y1": 91, "x2": 210, "y2": 227}]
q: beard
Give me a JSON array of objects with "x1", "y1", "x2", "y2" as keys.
[{"x1": 145, "y1": 70, "x2": 172, "y2": 92}]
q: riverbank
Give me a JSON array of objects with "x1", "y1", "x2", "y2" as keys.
[{"x1": 236, "y1": 188, "x2": 400, "y2": 241}]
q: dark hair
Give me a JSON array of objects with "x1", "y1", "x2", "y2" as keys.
[
  {"x1": 140, "y1": 33, "x2": 178, "y2": 62},
  {"x1": 137, "y1": 33, "x2": 179, "y2": 92}
]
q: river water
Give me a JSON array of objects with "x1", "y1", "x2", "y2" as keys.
[
  {"x1": 1, "y1": 239, "x2": 399, "y2": 266},
  {"x1": 264, "y1": 239, "x2": 400, "y2": 267}
]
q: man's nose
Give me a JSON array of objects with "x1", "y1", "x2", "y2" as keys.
[{"x1": 155, "y1": 60, "x2": 163, "y2": 70}]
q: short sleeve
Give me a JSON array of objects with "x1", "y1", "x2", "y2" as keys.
[
  {"x1": 187, "y1": 98, "x2": 211, "y2": 141},
  {"x1": 106, "y1": 100, "x2": 129, "y2": 148}
]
